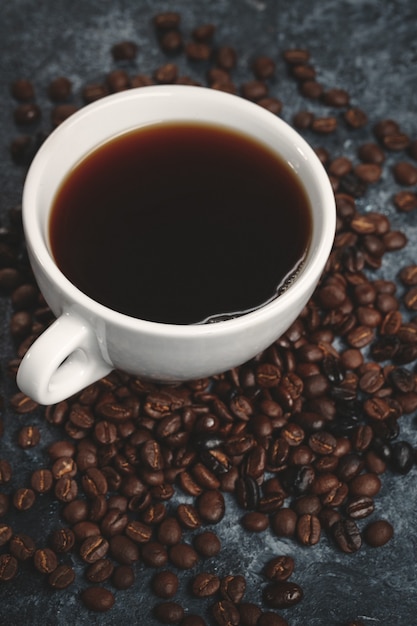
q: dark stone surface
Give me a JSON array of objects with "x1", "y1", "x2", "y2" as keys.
[{"x1": 0, "y1": 1, "x2": 417, "y2": 625}]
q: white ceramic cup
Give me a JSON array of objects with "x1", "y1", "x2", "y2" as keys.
[{"x1": 16, "y1": 85, "x2": 336, "y2": 405}]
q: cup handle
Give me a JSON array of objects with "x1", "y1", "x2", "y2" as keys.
[{"x1": 16, "y1": 313, "x2": 113, "y2": 405}]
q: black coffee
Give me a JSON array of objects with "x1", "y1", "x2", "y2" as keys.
[{"x1": 49, "y1": 122, "x2": 312, "y2": 324}]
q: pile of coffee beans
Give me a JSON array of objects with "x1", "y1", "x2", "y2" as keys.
[{"x1": 2, "y1": 10, "x2": 417, "y2": 626}]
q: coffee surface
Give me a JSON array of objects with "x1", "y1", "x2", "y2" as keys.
[{"x1": 49, "y1": 122, "x2": 312, "y2": 324}]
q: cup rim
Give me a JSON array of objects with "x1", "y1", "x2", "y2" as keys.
[{"x1": 23, "y1": 84, "x2": 336, "y2": 338}]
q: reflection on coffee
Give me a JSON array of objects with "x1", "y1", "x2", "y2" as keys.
[{"x1": 49, "y1": 122, "x2": 312, "y2": 324}]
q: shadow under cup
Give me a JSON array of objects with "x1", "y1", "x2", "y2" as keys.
[{"x1": 18, "y1": 85, "x2": 336, "y2": 404}]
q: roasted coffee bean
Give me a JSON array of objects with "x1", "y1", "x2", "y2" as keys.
[
  {"x1": 81, "y1": 586, "x2": 115, "y2": 612},
  {"x1": 85, "y1": 558, "x2": 114, "y2": 583},
  {"x1": 393, "y1": 162, "x2": 417, "y2": 186},
  {"x1": 48, "y1": 76, "x2": 72, "y2": 101},
  {"x1": 271, "y1": 508, "x2": 297, "y2": 537},
  {"x1": 332, "y1": 519, "x2": 361, "y2": 553},
  {"x1": 80, "y1": 534, "x2": 109, "y2": 563},
  {"x1": 112, "y1": 564, "x2": 135, "y2": 589},
  {"x1": 177, "y1": 503, "x2": 201, "y2": 530},
  {"x1": 214, "y1": 45, "x2": 237, "y2": 70},
  {"x1": 264, "y1": 555, "x2": 295, "y2": 582},
  {"x1": 154, "y1": 601, "x2": 185, "y2": 624},
  {"x1": 0, "y1": 553, "x2": 18, "y2": 581},
  {"x1": 241, "y1": 511, "x2": 269, "y2": 532},
  {"x1": 158, "y1": 517, "x2": 183, "y2": 545},
  {"x1": 110, "y1": 535, "x2": 139, "y2": 565},
  {"x1": 263, "y1": 581, "x2": 303, "y2": 608},
  {"x1": 0, "y1": 524, "x2": 13, "y2": 547},
  {"x1": 82, "y1": 468, "x2": 108, "y2": 497},
  {"x1": 139, "y1": 541, "x2": 167, "y2": 568},
  {"x1": 322, "y1": 88, "x2": 350, "y2": 107},
  {"x1": 237, "y1": 603, "x2": 263, "y2": 626},
  {"x1": 344, "y1": 107, "x2": 368, "y2": 129},
  {"x1": 192, "y1": 23, "x2": 215, "y2": 42},
  {"x1": 296, "y1": 514, "x2": 321, "y2": 545},
  {"x1": 0, "y1": 459, "x2": 12, "y2": 483},
  {"x1": 54, "y1": 476, "x2": 78, "y2": 502},
  {"x1": 308, "y1": 431, "x2": 337, "y2": 455},
  {"x1": 197, "y1": 490, "x2": 225, "y2": 523},
  {"x1": 389, "y1": 441, "x2": 415, "y2": 474},
  {"x1": 192, "y1": 571, "x2": 220, "y2": 597},
  {"x1": 13, "y1": 487, "x2": 36, "y2": 511},
  {"x1": 11, "y1": 78, "x2": 35, "y2": 101},
  {"x1": 363, "y1": 519, "x2": 393, "y2": 547},
  {"x1": 10, "y1": 533, "x2": 36, "y2": 560},
  {"x1": 14, "y1": 103, "x2": 41, "y2": 125},
  {"x1": 152, "y1": 570, "x2": 179, "y2": 598},
  {"x1": 111, "y1": 40, "x2": 138, "y2": 61},
  {"x1": 49, "y1": 527, "x2": 75, "y2": 553},
  {"x1": 345, "y1": 495, "x2": 375, "y2": 520},
  {"x1": 30, "y1": 468, "x2": 53, "y2": 493},
  {"x1": 219, "y1": 574, "x2": 246, "y2": 603},
  {"x1": 17, "y1": 425, "x2": 40, "y2": 448},
  {"x1": 169, "y1": 543, "x2": 199, "y2": 569},
  {"x1": 48, "y1": 564, "x2": 75, "y2": 589},
  {"x1": 33, "y1": 548, "x2": 58, "y2": 574},
  {"x1": 348, "y1": 472, "x2": 381, "y2": 497},
  {"x1": 212, "y1": 599, "x2": 240, "y2": 626},
  {"x1": 193, "y1": 531, "x2": 221, "y2": 557}
]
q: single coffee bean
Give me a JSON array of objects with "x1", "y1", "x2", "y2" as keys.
[
  {"x1": 241, "y1": 511, "x2": 269, "y2": 532},
  {"x1": 33, "y1": 548, "x2": 58, "y2": 574},
  {"x1": 141, "y1": 541, "x2": 168, "y2": 568},
  {"x1": 48, "y1": 564, "x2": 75, "y2": 589},
  {"x1": 112, "y1": 564, "x2": 135, "y2": 589},
  {"x1": 169, "y1": 543, "x2": 199, "y2": 569},
  {"x1": 390, "y1": 441, "x2": 415, "y2": 473},
  {"x1": 158, "y1": 516, "x2": 183, "y2": 545},
  {"x1": 348, "y1": 473, "x2": 381, "y2": 497},
  {"x1": 30, "y1": 468, "x2": 53, "y2": 493},
  {"x1": 11, "y1": 78, "x2": 35, "y2": 101},
  {"x1": 258, "y1": 613, "x2": 289, "y2": 626},
  {"x1": 192, "y1": 571, "x2": 220, "y2": 597},
  {"x1": 85, "y1": 558, "x2": 114, "y2": 583},
  {"x1": 152, "y1": 570, "x2": 179, "y2": 598},
  {"x1": 10, "y1": 533, "x2": 36, "y2": 560},
  {"x1": 125, "y1": 520, "x2": 153, "y2": 544},
  {"x1": 154, "y1": 601, "x2": 185, "y2": 624},
  {"x1": 264, "y1": 555, "x2": 294, "y2": 582},
  {"x1": 81, "y1": 586, "x2": 115, "y2": 612},
  {"x1": 363, "y1": 519, "x2": 393, "y2": 547},
  {"x1": 48, "y1": 76, "x2": 72, "y2": 101},
  {"x1": 345, "y1": 495, "x2": 375, "y2": 520},
  {"x1": 193, "y1": 531, "x2": 221, "y2": 557},
  {"x1": 0, "y1": 459, "x2": 12, "y2": 483},
  {"x1": 80, "y1": 534, "x2": 109, "y2": 563},
  {"x1": 212, "y1": 600, "x2": 240, "y2": 626},
  {"x1": 0, "y1": 524, "x2": 13, "y2": 547},
  {"x1": 0, "y1": 554, "x2": 18, "y2": 581},
  {"x1": 111, "y1": 40, "x2": 138, "y2": 61},
  {"x1": 50, "y1": 528, "x2": 75, "y2": 553},
  {"x1": 263, "y1": 581, "x2": 303, "y2": 608},
  {"x1": 271, "y1": 509, "x2": 297, "y2": 537},
  {"x1": 332, "y1": 519, "x2": 362, "y2": 553},
  {"x1": 237, "y1": 603, "x2": 262, "y2": 626},
  {"x1": 109, "y1": 535, "x2": 139, "y2": 565},
  {"x1": 220, "y1": 574, "x2": 246, "y2": 603},
  {"x1": 177, "y1": 503, "x2": 202, "y2": 530},
  {"x1": 296, "y1": 514, "x2": 321, "y2": 545},
  {"x1": 197, "y1": 490, "x2": 225, "y2": 524}
]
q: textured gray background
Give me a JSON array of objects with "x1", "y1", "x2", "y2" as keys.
[{"x1": 1, "y1": 1, "x2": 417, "y2": 625}]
